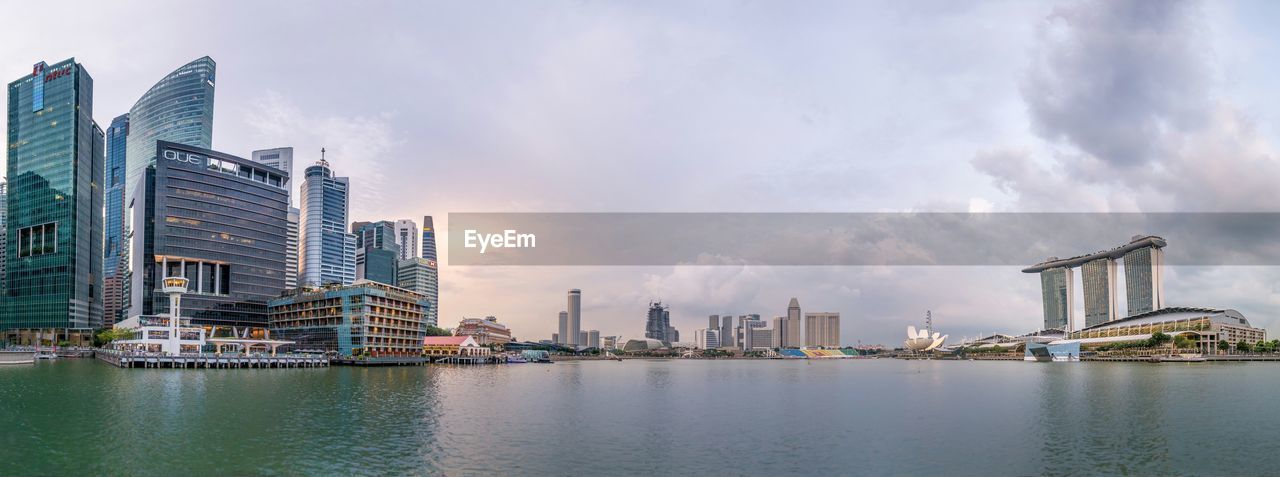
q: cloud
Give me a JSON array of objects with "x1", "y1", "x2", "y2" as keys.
[
  {"x1": 974, "y1": 0, "x2": 1280, "y2": 212},
  {"x1": 240, "y1": 91, "x2": 398, "y2": 216}
]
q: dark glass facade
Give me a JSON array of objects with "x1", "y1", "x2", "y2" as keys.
[
  {"x1": 5, "y1": 58, "x2": 104, "y2": 333},
  {"x1": 130, "y1": 141, "x2": 288, "y2": 328},
  {"x1": 104, "y1": 114, "x2": 129, "y2": 326},
  {"x1": 356, "y1": 220, "x2": 398, "y2": 285}
]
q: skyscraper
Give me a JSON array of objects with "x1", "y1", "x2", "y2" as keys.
[
  {"x1": 285, "y1": 207, "x2": 300, "y2": 289},
  {"x1": 394, "y1": 258, "x2": 438, "y2": 326},
  {"x1": 251, "y1": 147, "x2": 294, "y2": 181},
  {"x1": 1081, "y1": 258, "x2": 1117, "y2": 328},
  {"x1": 720, "y1": 315, "x2": 733, "y2": 349},
  {"x1": 355, "y1": 221, "x2": 398, "y2": 285},
  {"x1": 1123, "y1": 243, "x2": 1165, "y2": 316},
  {"x1": 588, "y1": 330, "x2": 601, "y2": 348},
  {"x1": 772, "y1": 316, "x2": 785, "y2": 348},
  {"x1": 299, "y1": 153, "x2": 356, "y2": 286},
  {"x1": 804, "y1": 312, "x2": 840, "y2": 348},
  {"x1": 558, "y1": 311, "x2": 568, "y2": 344},
  {"x1": 4, "y1": 59, "x2": 104, "y2": 343},
  {"x1": 125, "y1": 57, "x2": 215, "y2": 204},
  {"x1": 567, "y1": 289, "x2": 582, "y2": 346},
  {"x1": 129, "y1": 142, "x2": 289, "y2": 328},
  {"x1": 0, "y1": 182, "x2": 7, "y2": 296},
  {"x1": 645, "y1": 301, "x2": 670, "y2": 343},
  {"x1": 419, "y1": 215, "x2": 438, "y2": 327},
  {"x1": 395, "y1": 219, "x2": 418, "y2": 261},
  {"x1": 103, "y1": 114, "x2": 129, "y2": 326},
  {"x1": 420, "y1": 216, "x2": 437, "y2": 261},
  {"x1": 1039, "y1": 267, "x2": 1074, "y2": 331},
  {"x1": 786, "y1": 298, "x2": 803, "y2": 348}
]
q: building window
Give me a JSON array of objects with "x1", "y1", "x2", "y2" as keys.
[{"x1": 17, "y1": 222, "x2": 56, "y2": 257}]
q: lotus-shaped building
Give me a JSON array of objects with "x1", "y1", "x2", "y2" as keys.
[{"x1": 904, "y1": 326, "x2": 947, "y2": 351}]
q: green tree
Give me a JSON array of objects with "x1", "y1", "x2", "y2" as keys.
[
  {"x1": 424, "y1": 326, "x2": 452, "y2": 337},
  {"x1": 1173, "y1": 334, "x2": 1194, "y2": 350},
  {"x1": 1217, "y1": 340, "x2": 1230, "y2": 354},
  {"x1": 1150, "y1": 332, "x2": 1172, "y2": 346},
  {"x1": 1237, "y1": 340, "x2": 1251, "y2": 353}
]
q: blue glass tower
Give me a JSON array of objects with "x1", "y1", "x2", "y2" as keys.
[
  {"x1": 124, "y1": 57, "x2": 215, "y2": 203},
  {"x1": 4, "y1": 59, "x2": 105, "y2": 344},
  {"x1": 300, "y1": 154, "x2": 356, "y2": 286},
  {"x1": 104, "y1": 114, "x2": 129, "y2": 326}
]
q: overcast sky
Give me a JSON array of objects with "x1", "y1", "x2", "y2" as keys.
[{"x1": 3, "y1": 0, "x2": 1279, "y2": 345}]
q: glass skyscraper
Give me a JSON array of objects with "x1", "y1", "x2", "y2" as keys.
[
  {"x1": 355, "y1": 220, "x2": 398, "y2": 285},
  {"x1": 125, "y1": 57, "x2": 215, "y2": 203},
  {"x1": 103, "y1": 114, "x2": 129, "y2": 326},
  {"x1": 1123, "y1": 246, "x2": 1164, "y2": 316},
  {"x1": 4, "y1": 59, "x2": 105, "y2": 344},
  {"x1": 1081, "y1": 258, "x2": 1117, "y2": 328},
  {"x1": 395, "y1": 258, "x2": 438, "y2": 327},
  {"x1": 130, "y1": 141, "x2": 289, "y2": 329},
  {"x1": 1039, "y1": 267, "x2": 1074, "y2": 331},
  {"x1": 300, "y1": 156, "x2": 356, "y2": 286},
  {"x1": 419, "y1": 215, "x2": 438, "y2": 327}
]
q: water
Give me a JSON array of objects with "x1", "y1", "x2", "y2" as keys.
[{"x1": 1, "y1": 358, "x2": 1278, "y2": 475}]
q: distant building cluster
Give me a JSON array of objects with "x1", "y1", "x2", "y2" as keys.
[
  {"x1": 694, "y1": 298, "x2": 840, "y2": 351},
  {"x1": 0, "y1": 56, "x2": 438, "y2": 355},
  {"x1": 551, "y1": 289, "x2": 600, "y2": 348}
]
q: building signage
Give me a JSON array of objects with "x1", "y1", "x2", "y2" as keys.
[{"x1": 162, "y1": 149, "x2": 206, "y2": 168}]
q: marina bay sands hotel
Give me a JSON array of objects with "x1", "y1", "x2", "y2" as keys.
[{"x1": 1022, "y1": 235, "x2": 1166, "y2": 332}]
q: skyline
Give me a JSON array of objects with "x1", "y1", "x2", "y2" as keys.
[{"x1": 3, "y1": 0, "x2": 1280, "y2": 345}]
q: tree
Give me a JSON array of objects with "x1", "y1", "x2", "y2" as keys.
[
  {"x1": 1150, "y1": 332, "x2": 1172, "y2": 346},
  {"x1": 424, "y1": 326, "x2": 452, "y2": 337},
  {"x1": 1237, "y1": 340, "x2": 1251, "y2": 353},
  {"x1": 1173, "y1": 334, "x2": 1194, "y2": 350},
  {"x1": 1217, "y1": 340, "x2": 1230, "y2": 354}
]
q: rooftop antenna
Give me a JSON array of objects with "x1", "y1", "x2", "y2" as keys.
[{"x1": 318, "y1": 147, "x2": 329, "y2": 167}]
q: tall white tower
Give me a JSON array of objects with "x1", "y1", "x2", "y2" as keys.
[
  {"x1": 567, "y1": 289, "x2": 582, "y2": 347},
  {"x1": 394, "y1": 219, "x2": 418, "y2": 261}
]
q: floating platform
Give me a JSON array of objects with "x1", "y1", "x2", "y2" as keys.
[{"x1": 97, "y1": 350, "x2": 328, "y2": 369}]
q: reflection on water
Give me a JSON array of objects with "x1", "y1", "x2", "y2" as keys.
[{"x1": 2, "y1": 359, "x2": 1280, "y2": 475}]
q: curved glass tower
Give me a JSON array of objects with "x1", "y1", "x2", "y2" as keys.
[{"x1": 124, "y1": 56, "x2": 215, "y2": 199}]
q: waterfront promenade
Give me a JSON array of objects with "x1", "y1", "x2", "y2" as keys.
[{"x1": 95, "y1": 349, "x2": 329, "y2": 368}]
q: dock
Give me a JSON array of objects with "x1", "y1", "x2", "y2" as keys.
[{"x1": 96, "y1": 349, "x2": 329, "y2": 369}]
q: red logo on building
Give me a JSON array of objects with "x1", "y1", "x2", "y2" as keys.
[
  {"x1": 32, "y1": 62, "x2": 44, "y2": 78},
  {"x1": 43, "y1": 66, "x2": 71, "y2": 83}
]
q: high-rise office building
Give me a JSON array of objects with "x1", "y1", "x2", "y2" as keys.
[
  {"x1": 785, "y1": 298, "x2": 803, "y2": 348},
  {"x1": 720, "y1": 315, "x2": 733, "y2": 349},
  {"x1": 747, "y1": 327, "x2": 773, "y2": 350},
  {"x1": 420, "y1": 216, "x2": 437, "y2": 261},
  {"x1": 1039, "y1": 267, "x2": 1074, "y2": 331},
  {"x1": 567, "y1": 289, "x2": 582, "y2": 346},
  {"x1": 695, "y1": 328, "x2": 720, "y2": 349},
  {"x1": 666, "y1": 326, "x2": 679, "y2": 343},
  {"x1": 738, "y1": 315, "x2": 765, "y2": 350},
  {"x1": 645, "y1": 300, "x2": 671, "y2": 343},
  {"x1": 299, "y1": 153, "x2": 356, "y2": 286},
  {"x1": 129, "y1": 142, "x2": 289, "y2": 328},
  {"x1": 355, "y1": 221, "x2": 398, "y2": 285},
  {"x1": 0, "y1": 182, "x2": 7, "y2": 296},
  {"x1": 125, "y1": 57, "x2": 216, "y2": 206},
  {"x1": 419, "y1": 215, "x2": 438, "y2": 327},
  {"x1": 772, "y1": 316, "x2": 785, "y2": 348},
  {"x1": 1123, "y1": 244, "x2": 1165, "y2": 316},
  {"x1": 285, "y1": 207, "x2": 299, "y2": 289},
  {"x1": 558, "y1": 311, "x2": 568, "y2": 344},
  {"x1": 103, "y1": 114, "x2": 129, "y2": 326},
  {"x1": 251, "y1": 147, "x2": 294, "y2": 181},
  {"x1": 708, "y1": 315, "x2": 720, "y2": 333},
  {"x1": 1081, "y1": 258, "x2": 1117, "y2": 328},
  {"x1": 394, "y1": 219, "x2": 418, "y2": 261},
  {"x1": 394, "y1": 258, "x2": 438, "y2": 327},
  {"x1": 804, "y1": 312, "x2": 840, "y2": 348},
  {"x1": 4, "y1": 59, "x2": 104, "y2": 345},
  {"x1": 588, "y1": 330, "x2": 600, "y2": 349}
]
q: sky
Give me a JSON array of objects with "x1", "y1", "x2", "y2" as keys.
[{"x1": 3, "y1": 0, "x2": 1279, "y2": 345}]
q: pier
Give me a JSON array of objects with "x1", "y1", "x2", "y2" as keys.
[{"x1": 96, "y1": 349, "x2": 328, "y2": 369}]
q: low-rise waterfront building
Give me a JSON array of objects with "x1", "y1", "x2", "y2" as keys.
[
  {"x1": 455, "y1": 316, "x2": 513, "y2": 346},
  {"x1": 422, "y1": 335, "x2": 489, "y2": 358},
  {"x1": 1053, "y1": 307, "x2": 1264, "y2": 353},
  {"x1": 268, "y1": 280, "x2": 430, "y2": 357}
]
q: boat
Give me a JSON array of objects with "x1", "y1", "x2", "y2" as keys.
[
  {"x1": 0, "y1": 351, "x2": 35, "y2": 365},
  {"x1": 36, "y1": 352, "x2": 58, "y2": 360},
  {"x1": 506, "y1": 355, "x2": 529, "y2": 363}
]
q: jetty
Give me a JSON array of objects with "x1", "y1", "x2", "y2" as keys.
[{"x1": 96, "y1": 349, "x2": 328, "y2": 369}]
